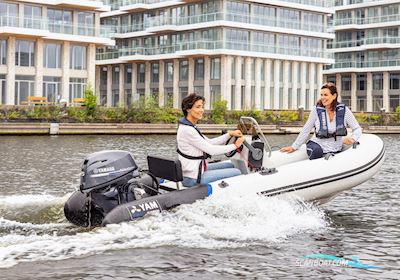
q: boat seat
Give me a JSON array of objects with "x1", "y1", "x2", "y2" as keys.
[{"x1": 147, "y1": 155, "x2": 183, "y2": 182}]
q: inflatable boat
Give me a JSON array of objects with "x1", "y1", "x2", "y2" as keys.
[{"x1": 64, "y1": 117, "x2": 385, "y2": 227}]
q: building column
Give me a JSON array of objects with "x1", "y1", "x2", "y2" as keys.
[
  {"x1": 204, "y1": 56, "x2": 211, "y2": 110},
  {"x1": 244, "y1": 57, "x2": 252, "y2": 109},
  {"x1": 131, "y1": 62, "x2": 138, "y2": 103},
  {"x1": 34, "y1": 39, "x2": 44, "y2": 97},
  {"x1": 95, "y1": 65, "x2": 101, "y2": 103},
  {"x1": 292, "y1": 61, "x2": 299, "y2": 109},
  {"x1": 159, "y1": 60, "x2": 165, "y2": 107},
  {"x1": 173, "y1": 59, "x2": 179, "y2": 108},
  {"x1": 18, "y1": 4, "x2": 24, "y2": 27},
  {"x1": 95, "y1": 13, "x2": 101, "y2": 37},
  {"x1": 264, "y1": 59, "x2": 271, "y2": 109},
  {"x1": 366, "y1": 72, "x2": 372, "y2": 112},
  {"x1": 6, "y1": 37, "x2": 16, "y2": 105},
  {"x1": 351, "y1": 72, "x2": 357, "y2": 111},
  {"x1": 87, "y1": 44, "x2": 96, "y2": 88},
  {"x1": 221, "y1": 55, "x2": 231, "y2": 109},
  {"x1": 73, "y1": 11, "x2": 79, "y2": 35},
  {"x1": 61, "y1": 41, "x2": 70, "y2": 102},
  {"x1": 234, "y1": 56, "x2": 242, "y2": 110},
  {"x1": 282, "y1": 60, "x2": 290, "y2": 109},
  {"x1": 274, "y1": 60, "x2": 280, "y2": 109},
  {"x1": 145, "y1": 61, "x2": 150, "y2": 97},
  {"x1": 254, "y1": 58, "x2": 262, "y2": 110},
  {"x1": 300, "y1": 62, "x2": 307, "y2": 109},
  {"x1": 107, "y1": 65, "x2": 112, "y2": 107},
  {"x1": 383, "y1": 71, "x2": 389, "y2": 111},
  {"x1": 336, "y1": 73, "x2": 342, "y2": 101},
  {"x1": 119, "y1": 64, "x2": 125, "y2": 107},
  {"x1": 188, "y1": 58, "x2": 194, "y2": 94},
  {"x1": 316, "y1": 63, "x2": 323, "y2": 95},
  {"x1": 309, "y1": 63, "x2": 316, "y2": 109}
]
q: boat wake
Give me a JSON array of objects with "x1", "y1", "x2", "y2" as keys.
[{"x1": 0, "y1": 192, "x2": 329, "y2": 268}]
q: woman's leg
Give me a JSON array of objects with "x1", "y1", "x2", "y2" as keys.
[
  {"x1": 200, "y1": 168, "x2": 241, "y2": 185},
  {"x1": 206, "y1": 161, "x2": 235, "y2": 171},
  {"x1": 182, "y1": 177, "x2": 198, "y2": 187},
  {"x1": 306, "y1": 140, "x2": 324, "y2": 160}
]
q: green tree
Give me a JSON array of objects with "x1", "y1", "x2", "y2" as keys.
[{"x1": 84, "y1": 84, "x2": 97, "y2": 118}]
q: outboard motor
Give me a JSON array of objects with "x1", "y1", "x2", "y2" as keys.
[{"x1": 64, "y1": 150, "x2": 158, "y2": 227}]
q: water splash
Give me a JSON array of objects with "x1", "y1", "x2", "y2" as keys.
[{"x1": 0, "y1": 191, "x2": 328, "y2": 268}]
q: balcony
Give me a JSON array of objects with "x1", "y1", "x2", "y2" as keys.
[
  {"x1": 96, "y1": 40, "x2": 332, "y2": 60},
  {"x1": 114, "y1": 11, "x2": 327, "y2": 35},
  {"x1": 328, "y1": 37, "x2": 400, "y2": 49},
  {"x1": 334, "y1": 14, "x2": 400, "y2": 27},
  {"x1": 103, "y1": 0, "x2": 180, "y2": 10},
  {"x1": 326, "y1": 59, "x2": 400, "y2": 70},
  {"x1": 0, "y1": 15, "x2": 114, "y2": 38}
]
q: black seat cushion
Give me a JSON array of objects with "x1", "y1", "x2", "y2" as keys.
[{"x1": 147, "y1": 155, "x2": 183, "y2": 182}]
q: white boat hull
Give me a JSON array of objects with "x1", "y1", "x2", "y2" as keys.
[{"x1": 208, "y1": 133, "x2": 385, "y2": 204}]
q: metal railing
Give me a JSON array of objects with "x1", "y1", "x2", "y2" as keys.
[
  {"x1": 96, "y1": 40, "x2": 332, "y2": 60},
  {"x1": 328, "y1": 37, "x2": 400, "y2": 48},
  {"x1": 0, "y1": 15, "x2": 113, "y2": 37},
  {"x1": 334, "y1": 14, "x2": 400, "y2": 26},
  {"x1": 327, "y1": 59, "x2": 400, "y2": 69}
]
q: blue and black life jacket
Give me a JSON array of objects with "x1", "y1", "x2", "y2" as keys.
[
  {"x1": 177, "y1": 117, "x2": 211, "y2": 183},
  {"x1": 316, "y1": 103, "x2": 347, "y2": 140}
]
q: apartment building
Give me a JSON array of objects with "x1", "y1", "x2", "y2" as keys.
[
  {"x1": 324, "y1": 0, "x2": 400, "y2": 112},
  {"x1": 0, "y1": 0, "x2": 114, "y2": 105},
  {"x1": 97, "y1": 0, "x2": 334, "y2": 110}
]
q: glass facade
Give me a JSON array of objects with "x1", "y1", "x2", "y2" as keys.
[
  {"x1": 15, "y1": 75, "x2": 34, "y2": 105},
  {"x1": 43, "y1": 43, "x2": 61, "y2": 69},
  {"x1": 70, "y1": 45, "x2": 87, "y2": 70},
  {"x1": 16, "y1": 40, "x2": 35, "y2": 67},
  {"x1": 69, "y1": 78, "x2": 86, "y2": 102},
  {"x1": 43, "y1": 76, "x2": 60, "y2": 103},
  {"x1": 0, "y1": 40, "x2": 6, "y2": 65}
]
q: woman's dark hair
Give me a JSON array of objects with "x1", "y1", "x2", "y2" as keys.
[
  {"x1": 317, "y1": 82, "x2": 339, "y2": 109},
  {"x1": 181, "y1": 93, "x2": 205, "y2": 117}
]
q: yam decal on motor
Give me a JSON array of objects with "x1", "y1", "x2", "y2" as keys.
[{"x1": 128, "y1": 200, "x2": 161, "y2": 219}]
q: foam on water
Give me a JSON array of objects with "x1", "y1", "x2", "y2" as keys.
[{"x1": 0, "y1": 191, "x2": 329, "y2": 268}]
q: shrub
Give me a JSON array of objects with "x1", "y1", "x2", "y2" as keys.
[
  {"x1": 396, "y1": 105, "x2": 400, "y2": 121},
  {"x1": 84, "y1": 84, "x2": 97, "y2": 118},
  {"x1": 210, "y1": 100, "x2": 228, "y2": 124}
]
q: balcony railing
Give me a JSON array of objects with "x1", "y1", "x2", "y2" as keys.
[
  {"x1": 119, "y1": 11, "x2": 327, "y2": 34},
  {"x1": 104, "y1": 0, "x2": 175, "y2": 10},
  {"x1": 328, "y1": 37, "x2": 400, "y2": 48},
  {"x1": 334, "y1": 14, "x2": 400, "y2": 26},
  {"x1": 0, "y1": 15, "x2": 114, "y2": 37},
  {"x1": 326, "y1": 59, "x2": 400, "y2": 69},
  {"x1": 96, "y1": 40, "x2": 332, "y2": 60}
]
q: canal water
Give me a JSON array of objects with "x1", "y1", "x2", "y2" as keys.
[{"x1": 0, "y1": 134, "x2": 398, "y2": 279}]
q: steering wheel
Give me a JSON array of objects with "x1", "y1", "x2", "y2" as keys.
[
  {"x1": 225, "y1": 136, "x2": 243, "y2": 157},
  {"x1": 225, "y1": 136, "x2": 263, "y2": 161}
]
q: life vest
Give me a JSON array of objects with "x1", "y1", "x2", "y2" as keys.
[
  {"x1": 316, "y1": 103, "x2": 347, "y2": 140},
  {"x1": 177, "y1": 117, "x2": 211, "y2": 183}
]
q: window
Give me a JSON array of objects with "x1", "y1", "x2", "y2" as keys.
[
  {"x1": 78, "y1": 12, "x2": 94, "y2": 36},
  {"x1": 164, "y1": 87, "x2": 173, "y2": 107},
  {"x1": 342, "y1": 75, "x2": 351, "y2": 91},
  {"x1": 372, "y1": 73, "x2": 383, "y2": 90},
  {"x1": 70, "y1": 45, "x2": 87, "y2": 70},
  {"x1": 15, "y1": 75, "x2": 34, "y2": 105},
  {"x1": 47, "y1": 9, "x2": 73, "y2": 34},
  {"x1": 231, "y1": 58, "x2": 235, "y2": 79},
  {"x1": 0, "y1": 74, "x2": 6, "y2": 105},
  {"x1": 211, "y1": 58, "x2": 220, "y2": 80},
  {"x1": 112, "y1": 66, "x2": 119, "y2": 86},
  {"x1": 179, "y1": 86, "x2": 188, "y2": 104},
  {"x1": 151, "y1": 63, "x2": 159, "y2": 82},
  {"x1": 0, "y1": 2, "x2": 18, "y2": 27},
  {"x1": 43, "y1": 76, "x2": 60, "y2": 103},
  {"x1": 165, "y1": 62, "x2": 173, "y2": 82},
  {"x1": 357, "y1": 74, "x2": 366, "y2": 90},
  {"x1": 194, "y1": 58, "x2": 204, "y2": 80},
  {"x1": 24, "y1": 5, "x2": 41, "y2": 29},
  {"x1": 0, "y1": 40, "x2": 6, "y2": 64},
  {"x1": 43, "y1": 43, "x2": 61, "y2": 68},
  {"x1": 210, "y1": 85, "x2": 221, "y2": 108},
  {"x1": 390, "y1": 73, "x2": 400, "y2": 89},
  {"x1": 125, "y1": 64, "x2": 132, "y2": 84},
  {"x1": 179, "y1": 60, "x2": 188, "y2": 81},
  {"x1": 69, "y1": 78, "x2": 86, "y2": 102},
  {"x1": 137, "y1": 63, "x2": 145, "y2": 83},
  {"x1": 15, "y1": 40, "x2": 35, "y2": 67}
]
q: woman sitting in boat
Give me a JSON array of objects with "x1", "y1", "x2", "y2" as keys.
[
  {"x1": 280, "y1": 82, "x2": 362, "y2": 159},
  {"x1": 177, "y1": 93, "x2": 244, "y2": 187}
]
